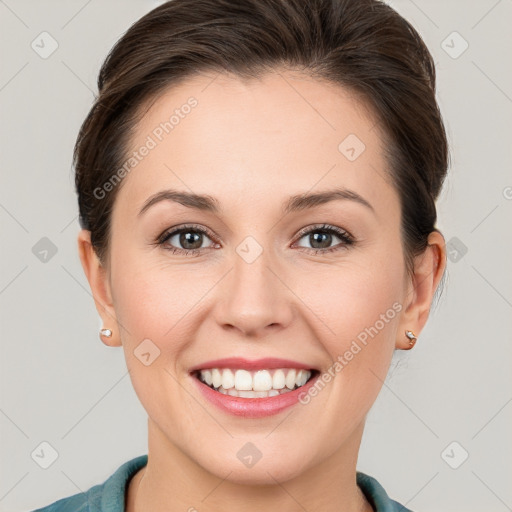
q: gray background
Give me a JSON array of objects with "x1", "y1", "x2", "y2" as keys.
[{"x1": 1, "y1": 0, "x2": 511, "y2": 511}]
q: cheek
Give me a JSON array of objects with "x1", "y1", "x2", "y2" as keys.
[
  {"x1": 111, "y1": 253, "x2": 196, "y2": 341},
  {"x1": 110, "y1": 263, "x2": 196, "y2": 430},
  {"x1": 108, "y1": 259, "x2": 196, "y2": 414},
  {"x1": 292, "y1": 255, "x2": 402, "y2": 367},
  {"x1": 287, "y1": 259, "x2": 402, "y2": 439}
]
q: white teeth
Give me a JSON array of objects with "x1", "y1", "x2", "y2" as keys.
[
  {"x1": 238, "y1": 390, "x2": 257, "y2": 398},
  {"x1": 216, "y1": 387, "x2": 290, "y2": 398},
  {"x1": 253, "y1": 370, "x2": 272, "y2": 391},
  {"x1": 296, "y1": 369, "x2": 308, "y2": 387},
  {"x1": 202, "y1": 369, "x2": 213, "y2": 386},
  {"x1": 234, "y1": 369, "x2": 253, "y2": 390},
  {"x1": 285, "y1": 369, "x2": 296, "y2": 389},
  {"x1": 272, "y1": 369, "x2": 286, "y2": 389},
  {"x1": 198, "y1": 367, "x2": 312, "y2": 396},
  {"x1": 221, "y1": 369, "x2": 235, "y2": 389},
  {"x1": 212, "y1": 368, "x2": 222, "y2": 389}
]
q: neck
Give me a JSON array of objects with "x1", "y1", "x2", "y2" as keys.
[{"x1": 127, "y1": 419, "x2": 373, "y2": 512}]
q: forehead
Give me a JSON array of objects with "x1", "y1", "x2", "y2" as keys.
[{"x1": 114, "y1": 69, "x2": 397, "y2": 220}]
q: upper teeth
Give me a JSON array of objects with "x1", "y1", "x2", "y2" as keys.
[{"x1": 199, "y1": 368, "x2": 311, "y2": 391}]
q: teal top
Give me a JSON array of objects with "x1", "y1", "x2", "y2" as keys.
[{"x1": 31, "y1": 455, "x2": 413, "y2": 512}]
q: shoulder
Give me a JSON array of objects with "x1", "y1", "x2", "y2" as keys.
[
  {"x1": 30, "y1": 488, "x2": 97, "y2": 512},
  {"x1": 29, "y1": 455, "x2": 148, "y2": 512},
  {"x1": 357, "y1": 471, "x2": 415, "y2": 512}
]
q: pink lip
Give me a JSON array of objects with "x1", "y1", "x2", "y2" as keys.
[
  {"x1": 189, "y1": 357, "x2": 315, "y2": 372},
  {"x1": 190, "y1": 371, "x2": 320, "y2": 418}
]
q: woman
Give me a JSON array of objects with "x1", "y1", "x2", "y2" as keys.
[{"x1": 33, "y1": 0, "x2": 448, "y2": 510}]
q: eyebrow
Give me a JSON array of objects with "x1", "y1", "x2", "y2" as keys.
[{"x1": 137, "y1": 187, "x2": 375, "y2": 217}]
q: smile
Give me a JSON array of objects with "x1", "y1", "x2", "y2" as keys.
[
  {"x1": 195, "y1": 368, "x2": 315, "y2": 398},
  {"x1": 189, "y1": 357, "x2": 320, "y2": 417}
]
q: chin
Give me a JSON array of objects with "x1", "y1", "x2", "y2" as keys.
[
  {"x1": 190, "y1": 441, "x2": 315, "y2": 486},
  {"x1": 209, "y1": 459, "x2": 309, "y2": 486}
]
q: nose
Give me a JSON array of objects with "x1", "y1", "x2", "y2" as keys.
[{"x1": 213, "y1": 249, "x2": 293, "y2": 339}]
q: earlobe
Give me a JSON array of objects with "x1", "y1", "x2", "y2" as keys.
[
  {"x1": 77, "y1": 229, "x2": 122, "y2": 347},
  {"x1": 396, "y1": 231, "x2": 447, "y2": 350},
  {"x1": 404, "y1": 329, "x2": 417, "y2": 349},
  {"x1": 99, "y1": 327, "x2": 119, "y2": 347}
]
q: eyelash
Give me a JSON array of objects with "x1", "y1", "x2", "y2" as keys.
[{"x1": 155, "y1": 223, "x2": 355, "y2": 256}]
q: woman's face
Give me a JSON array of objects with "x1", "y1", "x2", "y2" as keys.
[{"x1": 90, "y1": 70, "x2": 415, "y2": 483}]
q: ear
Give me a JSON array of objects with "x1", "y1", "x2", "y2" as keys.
[
  {"x1": 396, "y1": 230, "x2": 447, "y2": 350},
  {"x1": 77, "y1": 229, "x2": 122, "y2": 347}
]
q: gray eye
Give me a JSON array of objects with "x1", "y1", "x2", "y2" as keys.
[{"x1": 296, "y1": 230, "x2": 343, "y2": 250}]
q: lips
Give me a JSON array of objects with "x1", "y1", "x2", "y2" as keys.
[
  {"x1": 189, "y1": 357, "x2": 315, "y2": 372},
  {"x1": 189, "y1": 358, "x2": 319, "y2": 416},
  {"x1": 196, "y1": 368, "x2": 313, "y2": 396}
]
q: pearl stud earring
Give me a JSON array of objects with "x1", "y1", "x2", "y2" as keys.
[{"x1": 405, "y1": 330, "x2": 417, "y2": 347}]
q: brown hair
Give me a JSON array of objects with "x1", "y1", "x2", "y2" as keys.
[{"x1": 74, "y1": 0, "x2": 449, "y2": 291}]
